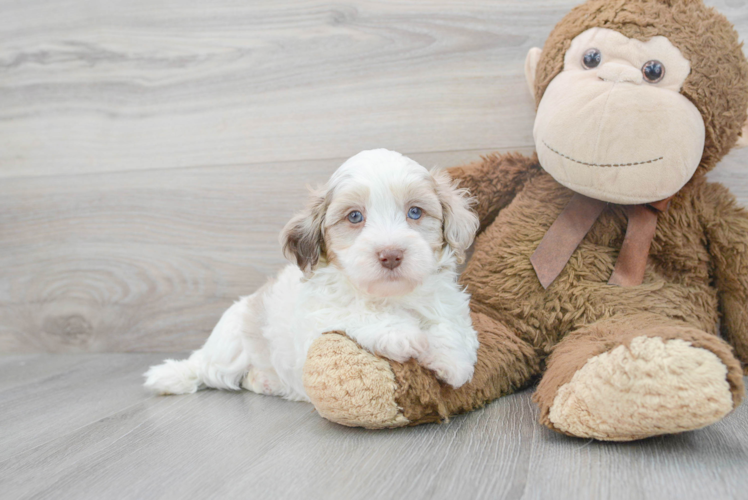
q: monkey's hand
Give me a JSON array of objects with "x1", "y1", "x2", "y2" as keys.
[
  {"x1": 446, "y1": 151, "x2": 541, "y2": 234},
  {"x1": 702, "y1": 182, "x2": 748, "y2": 373}
]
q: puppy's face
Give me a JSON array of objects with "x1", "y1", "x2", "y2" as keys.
[{"x1": 282, "y1": 149, "x2": 478, "y2": 298}]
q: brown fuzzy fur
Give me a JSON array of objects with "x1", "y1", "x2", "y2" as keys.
[
  {"x1": 303, "y1": 0, "x2": 748, "y2": 438},
  {"x1": 390, "y1": 156, "x2": 748, "y2": 428}
]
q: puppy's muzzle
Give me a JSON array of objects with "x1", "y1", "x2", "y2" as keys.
[{"x1": 378, "y1": 248, "x2": 404, "y2": 270}]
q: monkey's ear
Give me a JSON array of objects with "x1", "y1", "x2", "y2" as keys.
[
  {"x1": 525, "y1": 47, "x2": 542, "y2": 100},
  {"x1": 734, "y1": 109, "x2": 748, "y2": 149},
  {"x1": 280, "y1": 188, "x2": 329, "y2": 275}
]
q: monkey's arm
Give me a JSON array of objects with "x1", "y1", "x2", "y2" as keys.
[
  {"x1": 702, "y1": 182, "x2": 748, "y2": 373},
  {"x1": 446, "y1": 151, "x2": 540, "y2": 234}
]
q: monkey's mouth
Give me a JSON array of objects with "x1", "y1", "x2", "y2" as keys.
[{"x1": 542, "y1": 140, "x2": 663, "y2": 168}]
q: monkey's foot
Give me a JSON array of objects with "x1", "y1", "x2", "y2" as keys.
[{"x1": 547, "y1": 336, "x2": 735, "y2": 441}]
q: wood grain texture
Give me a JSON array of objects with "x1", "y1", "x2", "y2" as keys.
[
  {"x1": 1, "y1": 0, "x2": 748, "y2": 353},
  {"x1": 0, "y1": 354, "x2": 746, "y2": 500},
  {"x1": 0, "y1": 0, "x2": 554, "y2": 179}
]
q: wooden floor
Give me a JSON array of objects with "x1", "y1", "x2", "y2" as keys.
[
  {"x1": 0, "y1": 354, "x2": 748, "y2": 500},
  {"x1": 3, "y1": 0, "x2": 748, "y2": 498},
  {"x1": 0, "y1": 354, "x2": 746, "y2": 500}
]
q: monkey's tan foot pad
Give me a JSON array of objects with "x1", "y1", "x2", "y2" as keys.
[
  {"x1": 303, "y1": 332, "x2": 410, "y2": 429},
  {"x1": 548, "y1": 336, "x2": 734, "y2": 441}
]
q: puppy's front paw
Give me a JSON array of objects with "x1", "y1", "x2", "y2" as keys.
[
  {"x1": 423, "y1": 357, "x2": 475, "y2": 388},
  {"x1": 373, "y1": 328, "x2": 429, "y2": 363}
]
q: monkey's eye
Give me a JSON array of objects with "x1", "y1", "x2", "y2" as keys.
[
  {"x1": 407, "y1": 207, "x2": 422, "y2": 220},
  {"x1": 347, "y1": 211, "x2": 364, "y2": 224},
  {"x1": 582, "y1": 48, "x2": 601, "y2": 69},
  {"x1": 642, "y1": 60, "x2": 665, "y2": 83}
]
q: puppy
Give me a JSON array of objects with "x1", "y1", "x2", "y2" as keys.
[{"x1": 144, "y1": 149, "x2": 480, "y2": 401}]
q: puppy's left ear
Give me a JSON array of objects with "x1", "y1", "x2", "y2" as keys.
[
  {"x1": 280, "y1": 187, "x2": 330, "y2": 275},
  {"x1": 432, "y1": 169, "x2": 479, "y2": 264}
]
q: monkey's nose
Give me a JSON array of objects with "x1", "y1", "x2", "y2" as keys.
[
  {"x1": 378, "y1": 248, "x2": 404, "y2": 270},
  {"x1": 597, "y1": 62, "x2": 642, "y2": 85}
]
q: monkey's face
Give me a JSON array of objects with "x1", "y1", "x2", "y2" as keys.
[{"x1": 531, "y1": 28, "x2": 705, "y2": 204}]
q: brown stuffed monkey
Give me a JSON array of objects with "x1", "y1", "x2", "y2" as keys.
[{"x1": 302, "y1": 0, "x2": 748, "y2": 441}]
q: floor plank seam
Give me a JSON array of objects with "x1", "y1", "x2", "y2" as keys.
[{"x1": 0, "y1": 145, "x2": 537, "y2": 182}]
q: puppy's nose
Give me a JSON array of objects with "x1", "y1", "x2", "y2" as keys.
[{"x1": 378, "y1": 248, "x2": 404, "y2": 270}]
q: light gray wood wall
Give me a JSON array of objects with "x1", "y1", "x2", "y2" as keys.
[{"x1": 2, "y1": 0, "x2": 748, "y2": 353}]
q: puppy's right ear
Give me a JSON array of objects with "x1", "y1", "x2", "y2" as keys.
[
  {"x1": 280, "y1": 187, "x2": 329, "y2": 274},
  {"x1": 432, "y1": 169, "x2": 479, "y2": 264}
]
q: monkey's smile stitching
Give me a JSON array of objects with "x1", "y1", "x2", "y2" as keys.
[{"x1": 542, "y1": 140, "x2": 663, "y2": 167}]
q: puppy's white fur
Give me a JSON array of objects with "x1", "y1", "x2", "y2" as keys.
[{"x1": 144, "y1": 149, "x2": 480, "y2": 401}]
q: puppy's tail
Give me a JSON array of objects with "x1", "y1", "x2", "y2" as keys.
[{"x1": 143, "y1": 351, "x2": 205, "y2": 395}]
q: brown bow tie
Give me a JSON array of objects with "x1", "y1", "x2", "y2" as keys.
[{"x1": 530, "y1": 193, "x2": 672, "y2": 288}]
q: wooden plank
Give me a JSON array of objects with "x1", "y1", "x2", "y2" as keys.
[
  {"x1": 0, "y1": 353, "x2": 175, "y2": 461},
  {"x1": 0, "y1": 354, "x2": 746, "y2": 500},
  {"x1": 0, "y1": 353, "x2": 98, "y2": 391},
  {"x1": 0, "y1": 0, "x2": 562, "y2": 179}
]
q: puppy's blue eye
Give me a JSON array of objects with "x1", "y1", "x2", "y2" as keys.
[
  {"x1": 407, "y1": 207, "x2": 422, "y2": 220},
  {"x1": 347, "y1": 211, "x2": 363, "y2": 224}
]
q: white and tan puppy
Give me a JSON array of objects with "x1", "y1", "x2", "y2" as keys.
[{"x1": 144, "y1": 149, "x2": 480, "y2": 401}]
